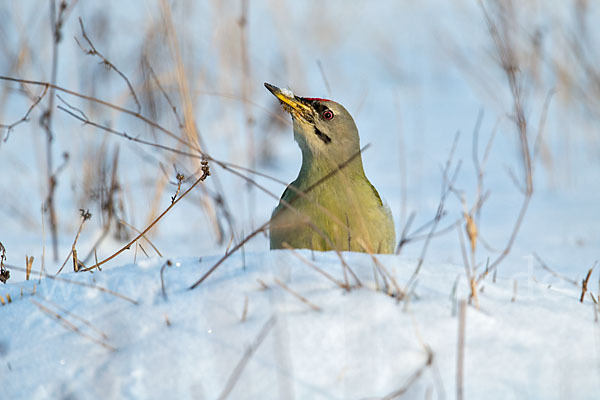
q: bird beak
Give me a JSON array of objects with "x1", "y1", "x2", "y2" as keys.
[{"x1": 264, "y1": 83, "x2": 313, "y2": 122}]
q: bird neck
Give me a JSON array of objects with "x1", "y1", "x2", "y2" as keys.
[{"x1": 295, "y1": 144, "x2": 367, "y2": 191}]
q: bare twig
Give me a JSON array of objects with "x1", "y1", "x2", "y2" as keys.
[
  {"x1": 171, "y1": 172, "x2": 185, "y2": 204},
  {"x1": 76, "y1": 17, "x2": 141, "y2": 113},
  {"x1": 1, "y1": 85, "x2": 50, "y2": 141}
]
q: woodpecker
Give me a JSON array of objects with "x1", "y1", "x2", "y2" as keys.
[{"x1": 265, "y1": 83, "x2": 395, "y2": 254}]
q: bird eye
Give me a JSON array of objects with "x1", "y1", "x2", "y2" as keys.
[{"x1": 322, "y1": 110, "x2": 334, "y2": 120}]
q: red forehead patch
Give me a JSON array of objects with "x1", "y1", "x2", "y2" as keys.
[{"x1": 302, "y1": 97, "x2": 331, "y2": 102}]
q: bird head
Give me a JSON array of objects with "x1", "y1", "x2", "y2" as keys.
[{"x1": 265, "y1": 83, "x2": 361, "y2": 164}]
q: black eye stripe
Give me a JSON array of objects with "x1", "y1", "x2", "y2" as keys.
[{"x1": 314, "y1": 127, "x2": 332, "y2": 144}]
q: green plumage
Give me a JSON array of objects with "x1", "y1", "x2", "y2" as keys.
[{"x1": 265, "y1": 83, "x2": 395, "y2": 254}]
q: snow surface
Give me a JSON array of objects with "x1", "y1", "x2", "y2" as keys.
[
  {"x1": 2, "y1": 252, "x2": 599, "y2": 399},
  {"x1": 1, "y1": 0, "x2": 600, "y2": 399}
]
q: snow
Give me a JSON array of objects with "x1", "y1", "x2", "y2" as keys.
[
  {"x1": 280, "y1": 87, "x2": 295, "y2": 98},
  {"x1": 1, "y1": 0, "x2": 600, "y2": 399},
  {"x1": 2, "y1": 251, "x2": 600, "y2": 399},
  {"x1": 2, "y1": 252, "x2": 598, "y2": 399}
]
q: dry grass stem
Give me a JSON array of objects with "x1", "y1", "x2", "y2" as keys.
[
  {"x1": 274, "y1": 278, "x2": 321, "y2": 312},
  {"x1": 217, "y1": 316, "x2": 277, "y2": 400},
  {"x1": 580, "y1": 264, "x2": 596, "y2": 303},
  {"x1": 25, "y1": 255, "x2": 34, "y2": 281},
  {"x1": 31, "y1": 298, "x2": 115, "y2": 351},
  {"x1": 56, "y1": 209, "x2": 91, "y2": 275},
  {"x1": 282, "y1": 243, "x2": 348, "y2": 290}
]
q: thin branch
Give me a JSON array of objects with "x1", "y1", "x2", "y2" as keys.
[
  {"x1": 76, "y1": 17, "x2": 141, "y2": 113},
  {"x1": 1, "y1": 85, "x2": 49, "y2": 141}
]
